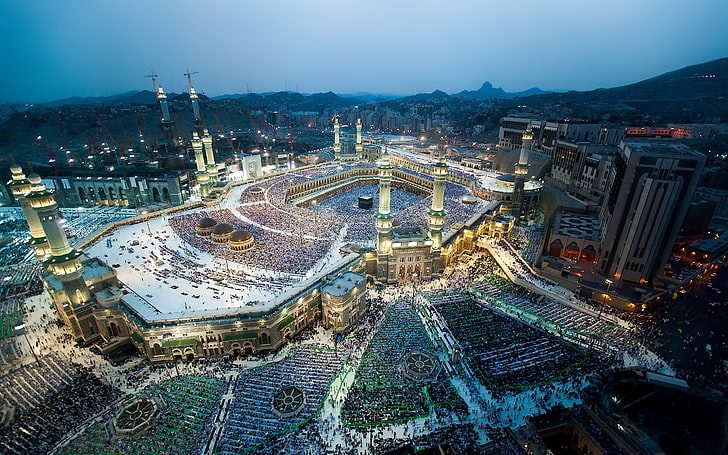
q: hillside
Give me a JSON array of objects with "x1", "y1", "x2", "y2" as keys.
[{"x1": 505, "y1": 58, "x2": 728, "y2": 123}]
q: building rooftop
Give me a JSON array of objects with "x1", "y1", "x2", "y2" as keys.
[
  {"x1": 321, "y1": 271, "x2": 364, "y2": 297},
  {"x1": 622, "y1": 140, "x2": 702, "y2": 157}
]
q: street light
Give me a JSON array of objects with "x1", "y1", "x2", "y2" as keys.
[{"x1": 14, "y1": 324, "x2": 38, "y2": 362}]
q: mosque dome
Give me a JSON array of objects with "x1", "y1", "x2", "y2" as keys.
[
  {"x1": 212, "y1": 223, "x2": 234, "y2": 236},
  {"x1": 249, "y1": 186, "x2": 264, "y2": 195},
  {"x1": 229, "y1": 230, "x2": 254, "y2": 251},
  {"x1": 195, "y1": 217, "x2": 217, "y2": 237},
  {"x1": 211, "y1": 223, "x2": 234, "y2": 244},
  {"x1": 230, "y1": 230, "x2": 252, "y2": 242},
  {"x1": 28, "y1": 174, "x2": 43, "y2": 185},
  {"x1": 196, "y1": 217, "x2": 217, "y2": 229}
]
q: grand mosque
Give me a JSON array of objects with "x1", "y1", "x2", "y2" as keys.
[{"x1": 7, "y1": 125, "x2": 541, "y2": 362}]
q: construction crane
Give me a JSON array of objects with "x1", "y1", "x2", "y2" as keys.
[
  {"x1": 184, "y1": 70, "x2": 199, "y2": 89},
  {"x1": 145, "y1": 72, "x2": 159, "y2": 94}
]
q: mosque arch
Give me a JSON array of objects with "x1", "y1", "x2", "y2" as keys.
[
  {"x1": 548, "y1": 239, "x2": 564, "y2": 257},
  {"x1": 563, "y1": 242, "x2": 580, "y2": 261},
  {"x1": 78, "y1": 187, "x2": 86, "y2": 202},
  {"x1": 152, "y1": 187, "x2": 161, "y2": 203},
  {"x1": 162, "y1": 187, "x2": 170, "y2": 203},
  {"x1": 152, "y1": 343, "x2": 163, "y2": 356},
  {"x1": 259, "y1": 332, "x2": 270, "y2": 345},
  {"x1": 579, "y1": 244, "x2": 597, "y2": 263},
  {"x1": 230, "y1": 343, "x2": 242, "y2": 357}
]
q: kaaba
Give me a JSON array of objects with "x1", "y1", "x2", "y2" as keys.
[{"x1": 358, "y1": 196, "x2": 373, "y2": 209}]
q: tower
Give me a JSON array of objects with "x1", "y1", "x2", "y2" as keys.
[
  {"x1": 192, "y1": 132, "x2": 210, "y2": 198},
  {"x1": 150, "y1": 77, "x2": 176, "y2": 159},
  {"x1": 7, "y1": 165, "x2": 49, "y2": 259},
  {"x1": 202, "y1": 128, "x2": 218, "y2": 183},
  {"x1": 333, "y1": 117, "x2": 341, "y2": 160},
  {"x1": 25, "y1": 175, "x2": 90, "y2": 306},
  {"x1": 157, "y1": 85, "x2": 171, "y2": 123},
  {"x1": 512, "y1": 127, "x2": 532, "y2": 220},
  {"x1": 427, "y1": 156, "x2": 448, "y2": 249},
  {"x1": 355, "y1": 118, "x2": 363, "y2": 159},
  {"x1": 185, "y1": 70, "x2": 202, "y2": 133},
  {"x1": 599, "y1": 140, "x2": 706, "y2": 284},
  {"x1": 374, "y1": 153, "x2": 395, "y2": 256}
]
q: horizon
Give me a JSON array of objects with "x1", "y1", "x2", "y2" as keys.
[{"x1": 3, "y1": 0, "x2": 728, "y2": 103}]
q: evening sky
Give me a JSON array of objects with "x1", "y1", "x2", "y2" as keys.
[{"x1": 3, "y1": 0, "x2": 727, "y2": 102}]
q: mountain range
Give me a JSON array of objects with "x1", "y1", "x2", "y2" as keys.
[
  {"x1": 35, "y1": 82, "x2": 548, "y2": 108},
  {"x1": 10, "y1": 57, "x2": 728, "y2": 122}
]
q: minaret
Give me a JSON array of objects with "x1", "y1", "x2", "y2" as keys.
[
  {"x1": 25, "y1": 175, "x2": 90, "y2": 305},
  {"x1": 202, "y1": 128, "x2": 218, "y2": 183},
  {"x1": 192, "y1": 132, "x2": 210, "y2": 198},
  {"x1": 428, "y1": 156, "x2": 448, "y2": 249},
  {"x1": 355, "y1": 118, "x2": 363, "y2": 159},
  {"x1": 154, "y1": 81, "x2": 176, "y2": 159},
  {"x1": 157, "y1": 85, "x2": 171, "y2": 122},
  {"x1": 189, "y1": 86, "x2": 200, "y2": 122},
  {"x1": 512, "y1": 127, "x2": 532, "y2": 220},
  {"x1": 374, "y1": 152, "x2": 395, "y2": 254},
  {"x1": 7, "y1": 166, "x2": 49, "y2": 259},
  {"x1": 333, "y1": 117, "x2": 341, "y2": 160},
  {"x1": 185, "y1": 70, "x2": 202, "y2": 131}
]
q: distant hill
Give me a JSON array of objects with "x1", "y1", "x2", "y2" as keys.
[
  {"x1": 455, "y1": 82, "x2": 546, "y2": 100},
  {"x1": 505, "y1": 57, "x2": 728, "y2": 122},
  {"x1": 338, "y1": 92, "x2": 403, "y2": 102},
  {"x1": 41, "y1": 90, "x2": 167, "y2": 107},
  {"x1": 512, "y1": 58, "x2": 728, "y2": 103},
  {"x1": 216, "y1": 91, "x2": 361, "y2": 111}
]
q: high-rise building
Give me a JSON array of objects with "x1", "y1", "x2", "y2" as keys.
[{"x1": 599, "y1": 140, "x2": 706, "y2": 284}]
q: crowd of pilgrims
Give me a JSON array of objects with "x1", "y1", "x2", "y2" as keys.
[
  {"x1": 0, "y1": 352, "x2": 123, "y2": 455},
  {"x1": 341, "y1": 299, "x2": 467, "y2": 426},
  {"x1": 61, "y1": 206, "x2": 136, "y2": 243},
  {"x1": 509, "y1": 223, "x2": 546, "y2": 264},
  {"x1": 114, "y1": 225, "x2": 293, "y2": 309},
  {"x1": 169, "y1": 208, "x2": 328, "y2": 277},
  {"x1": 237, "y1": 165, "x2": 486, "y2": 248},
  {"x1": 0, "y1": 218, "x2": 34, "y2": 264},
  {"x1": 217, "y1": 343, "x2": 350, "y2": 454}
]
